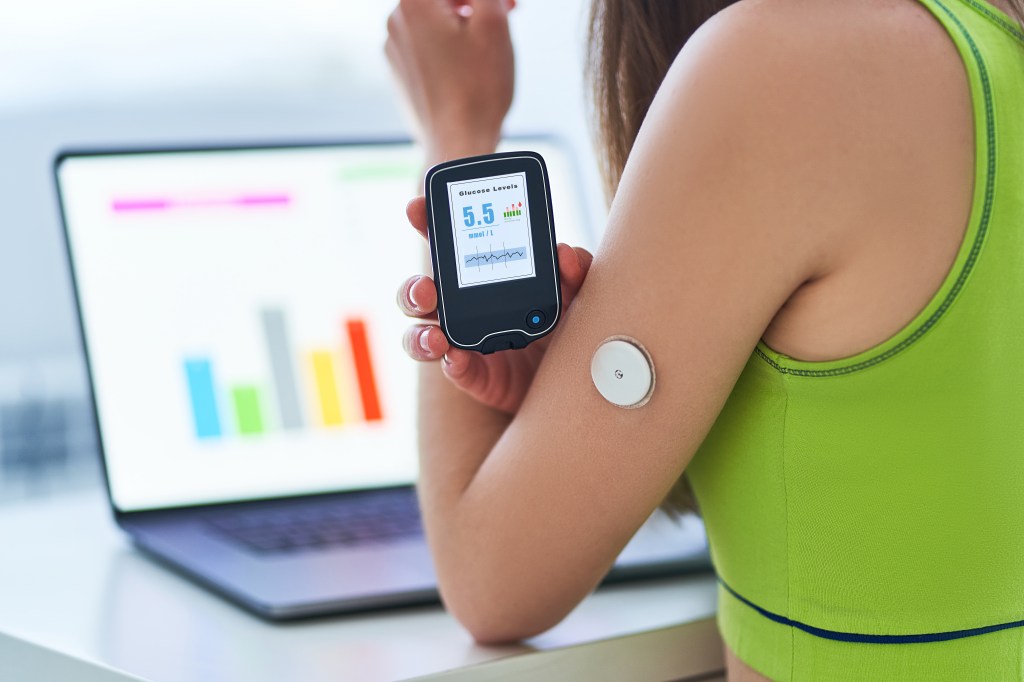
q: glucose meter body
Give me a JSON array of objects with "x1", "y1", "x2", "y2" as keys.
[{"x1": 424, "y1": 151, "x2": 561, "y2": 354}]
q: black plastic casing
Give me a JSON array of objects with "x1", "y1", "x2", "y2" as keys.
[{"x1": 424, "y1": 151, "x2": 561, "y2": 354}]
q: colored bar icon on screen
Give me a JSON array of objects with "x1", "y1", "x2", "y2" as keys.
[
  {"x1": 231, "y1": 386, "x2": 265, "y2": 435},
  {"x1": 261, "y1": 308, "x2": 304, "y2": 430},
  {"x1": 311, "y1": 351, "x2": 343, "y2": 426},
  {"x1": 345, "y1": 319, "x2": 383, "y2": 421},
  {"x1": 111, "y1": 194, "x2": 291, "y2": 212},
  {"x1": 184, "y1": 359, "x2": 222, "y2": 439}
]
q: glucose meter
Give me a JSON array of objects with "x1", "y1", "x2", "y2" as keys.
[{"x1": 424, "y1": 151, "x2": 561, "y2": 354}]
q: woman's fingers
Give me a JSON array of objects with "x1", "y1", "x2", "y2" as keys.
[
  {"x1": 557, "y1": 244, "x2": 578, "y2": 285},
  {"x1": 574, "y1": 245, "x2": 594, "y2": 277},
  {"x1": 404, "y1": 324, "x2": 449, "y2": 361},
  {"x1": 406, "y1": 197, "x2": 429, "y2": 240},
  {"x1": 440, "y1": 347, "x2": 532, "y2": 415},
  {"x1": 557, "y1": 243, "x2": 594, "y2": 311},
  {"x1": 439, "y1": 348, "x2": 485, "y2": 386},
  {"x1": 397, "y1": 274, "x2": 438, "y2": 319}
]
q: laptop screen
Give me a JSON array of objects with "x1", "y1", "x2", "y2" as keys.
[{"x1": 56, "y1": 140, "x2": 590, "y2": 512}]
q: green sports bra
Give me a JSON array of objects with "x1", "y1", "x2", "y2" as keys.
[{"x1": 684, "y1": 1, "x2": 1024, "y2": 679}]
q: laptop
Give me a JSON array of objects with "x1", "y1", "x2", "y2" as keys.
[{"x1": 54, "y1": 139, "x2": 710, "y2": 620}]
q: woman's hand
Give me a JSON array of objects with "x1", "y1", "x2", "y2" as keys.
[
  {"x1": 385, "y1": 0, "x2": 516, "y2": 162},
  {"x1": 398, "y1": 197, "x2": 593, "y2": 414}
]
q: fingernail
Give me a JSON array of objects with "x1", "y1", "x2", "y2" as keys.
[
  {"x1": 456, "y1": 5, "x2": 474, "y2": 18},
  {"x1": 419, "y1": 328, "x2": 432, "y2": 353},
  {"x1": 408, "y1": 277, "x2": 423, "y2": 310}
]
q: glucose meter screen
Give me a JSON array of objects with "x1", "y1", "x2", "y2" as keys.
[{"x1": 447, "y1": 172, "x2": 536, "y2": 288}]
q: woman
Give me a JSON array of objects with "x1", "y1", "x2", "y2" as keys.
[{"x1": 385, "y1": 0, "x2": 1024, "y2": 679}]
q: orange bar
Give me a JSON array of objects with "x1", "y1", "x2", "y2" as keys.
[{"x1": 345, "y1": 319, "x2": 383, "y2": 421}]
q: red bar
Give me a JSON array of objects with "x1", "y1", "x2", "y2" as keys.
[{"x1": 345, "y1": 319, "x2": 383, "y2": 421}]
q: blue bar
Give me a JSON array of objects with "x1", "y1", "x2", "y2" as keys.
[{"x1": 184, "y1": 358, "x2": 222, "y2": 439}]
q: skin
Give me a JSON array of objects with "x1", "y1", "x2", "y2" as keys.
[{"x1": 386, "y1": 0, "x2": 1003, "y2": 678}]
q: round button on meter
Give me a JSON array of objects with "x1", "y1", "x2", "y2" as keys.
[
  {"x1": 591, "y1": 337, "x2": 655, "y2": 408},
  {"x1": 525, "y1": 309, "x2": 546, "y2": 330}
]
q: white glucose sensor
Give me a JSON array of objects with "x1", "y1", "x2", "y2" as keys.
[{"x1": 591, "y1": 336, "x2": 655, "y2": 408}]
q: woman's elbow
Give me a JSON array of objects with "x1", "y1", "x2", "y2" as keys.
[
  {"x1": 439, "y1": 577, "x2": 571, "y2": 644},
  {"x1": 451, "y1": 602, "x2": 561, "y2": 645}
]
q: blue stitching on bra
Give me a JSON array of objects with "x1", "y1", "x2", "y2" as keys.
[{"x1": 720, "y1": 578, "x2": 1024, "y2": 644}]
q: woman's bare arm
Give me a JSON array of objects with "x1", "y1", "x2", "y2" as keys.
[
  {"x1": 403, "y1": 7, "x2": 862, "y2": 641},
  {"x1": 385, "y1": 0, "x2": 985, "y2": 647}
]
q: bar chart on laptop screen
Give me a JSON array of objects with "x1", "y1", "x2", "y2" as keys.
[
  {"x1": 183, "y1": 310, "x2": 383, "y2": 439},
  {"x1": 58, "y1": 147, "x2": 425, "y2": 510}
]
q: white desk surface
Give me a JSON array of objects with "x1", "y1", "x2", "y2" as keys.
[{"x1": 0, "y1": 491, "x2": 722, "y2": 681}]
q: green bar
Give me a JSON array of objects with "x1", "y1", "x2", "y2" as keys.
[
  {"x1": 339, "y1": 163, "x2": 419, "y2": 182},
  {"x1": 231, "y1": 386, "x2": 265, "y2": 435}
]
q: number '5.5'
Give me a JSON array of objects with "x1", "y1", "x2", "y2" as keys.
[{"x1": 463, "y1": 203, "x2": 495, "y2": 227}]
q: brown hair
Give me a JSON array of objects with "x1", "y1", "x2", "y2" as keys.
[
  {"x1": 585, "y1": 0, "x2": 1024, "y2": 517},
  {"x1": 585, "y1": 1, "x2": 741, "y2": 201}
]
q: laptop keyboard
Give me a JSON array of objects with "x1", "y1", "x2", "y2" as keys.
[{"x1": 204, "y1": 488, "x2": 423, "y2": 555}]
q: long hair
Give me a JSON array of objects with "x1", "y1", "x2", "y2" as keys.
[
  {"x1": 585, "y1": 1, "x2": 742, "y2": 201},
  {"x1": 585, "y1": 0, "x2": 1024, "y2": 517}
]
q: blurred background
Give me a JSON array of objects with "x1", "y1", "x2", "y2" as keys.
[{"x1": 0, "y1": 0, "x2": 605, "y2": 504}]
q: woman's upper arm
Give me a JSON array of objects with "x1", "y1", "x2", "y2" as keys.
[{"x1": 441, "y1": 8, "x2": 847, "y2": 642}]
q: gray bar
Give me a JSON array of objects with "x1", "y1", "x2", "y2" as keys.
[{"x1": 261, "y1": 308, "x2": 304, "y2": 430}]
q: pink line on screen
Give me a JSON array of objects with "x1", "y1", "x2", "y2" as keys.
[
  {"x1": 112, "y1": 199, "x2": 171, "y2": 211},
  {"x1": 236, "y1": 194, "x2": 290, "y2": 206},
  {"x1": 111, "y1": 194, "x2": 291, "y2": 213}
]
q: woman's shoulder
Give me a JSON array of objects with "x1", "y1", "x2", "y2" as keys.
[
  {"x1": 637, "y1": 0, "x2": 957, "y2": 234},
  {"x1": 642, "y1": 0, "x2": 971, "y2": 226},
  {"x1": 674, "y1": 0, "x2": 961, "y2": 109},
  {"x1": 699, "y1": 0, "x2": 951, "y2": 57},
  {"x1": 646, "y1": 0, "x2": 977, "y2": 363}
]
